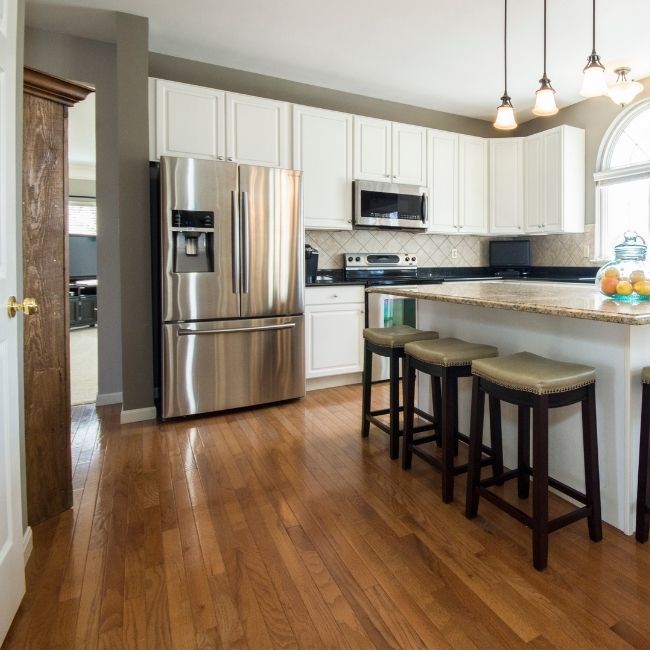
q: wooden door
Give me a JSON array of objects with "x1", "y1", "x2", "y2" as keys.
[
  {"x1": 0, "y1": 0, "x2": 26, "y2": 643},
  {"x1": 22, "y1": 68, "x2": 91, "y2": 526}
]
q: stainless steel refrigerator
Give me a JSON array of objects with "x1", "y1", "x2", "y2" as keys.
[{"x1": 159, "y1": 156, "x2": 304, "y2": 419}]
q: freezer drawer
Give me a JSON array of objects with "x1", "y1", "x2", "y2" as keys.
[{"x1": 162, "y1": 315, "x2": 304, "y2": 418}]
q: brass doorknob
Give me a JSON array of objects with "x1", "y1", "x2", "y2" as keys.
[{"x1": 7, "y1": 296, "x2": 39, "y2": 318}]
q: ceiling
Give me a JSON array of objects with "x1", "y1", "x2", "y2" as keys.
[{"x1": 26, "y1": 0, "x2": 650, "y2": 123}]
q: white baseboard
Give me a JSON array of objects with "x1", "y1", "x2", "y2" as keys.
[
  {"x1": 120, "y1": 406, "x2": 157, "y2": 424},
  {"x1": 23, "y1": 527, "x2": 33, "y2": 566},
  {"x1": 306, "y1": 372, "x2": 362, "y2": 391},
  {"x1": 96, "y1": 391, "x2": 123, "y2": 406}
]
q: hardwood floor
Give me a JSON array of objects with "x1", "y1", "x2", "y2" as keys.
[{"x1": 4, "y1": 383, "x2": 650, "y2": 649}]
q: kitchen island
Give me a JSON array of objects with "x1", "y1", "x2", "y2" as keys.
[{"x1": 367, "y1": 281, "x2": 650, "y2": 534}]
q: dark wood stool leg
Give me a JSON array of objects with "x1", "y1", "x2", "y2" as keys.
[
  {"x1": 518, "y1": 406, "x2": 531, "y2": 499},
  {"x1": 465, "y1": 376, "x2": 485, "y2": 519},
  {"x1": 361, "y1": 341, "x2": 372, "y2": 438},
  {"x1": 389, "y1": 348, "x2": 401, "y2": 460},
  {"x1": 452, "y1": 375, "x2": 460, "y2": 457},
  {"x1": 401, "y1": 355, "x2": 416, "y2": 470},
  {"x1": 582, "y1": 383, "x2": 603, "y2": 542},
  {"x1": 636, "y1": 383, "x2": 650, "y2": 543},
  {"x1": 433, "y1": 376, "x2": 442, "y2": 447},
  {"x1": 532, "y1": 396, "x2": 550, "y2": 571},
  {"x1": 441, "y1": 371, "x2": 457, "y2": 503},
  {"x1": 488, "y1": 396, "x2": 504, "y2": 482}
]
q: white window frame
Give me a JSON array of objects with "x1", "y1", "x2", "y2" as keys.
[{"x1": 594, "y1": 98, "x2": 650, "y2": 259}]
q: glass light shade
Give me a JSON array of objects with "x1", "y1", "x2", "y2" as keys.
[
  {"x1": 608, "y1": 79, "x2": 644, "y2": 106},
  {"x1": 494, "y1": 103, "x2": 517, "y2": 130},
  {"x1": 581, "y1": 61, "x2": 608, "y2": 97},
  {"x1": 532, "y1": 85, "x2": 558, "y2": 117}
]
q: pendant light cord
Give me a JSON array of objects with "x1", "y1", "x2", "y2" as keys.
[
  {"x1": 543, "y1": 0, "x2": 547, "y2": 76},
  {"x1": 503, "y1": 0, "x2": 508, "y2": 95},
  {"x1": 592, "y1": 0, "x2": 596, "y2": 55}
]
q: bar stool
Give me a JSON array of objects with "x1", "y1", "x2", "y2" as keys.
[
  {"x1": 465, "y1": 352, "x2": 602, "y2": 571},
  {"x1": 636, "y1": 366, "x2": 650, "y2": 543},
  {"x1": 361, "y1": 325, "x2": 439, "y2": 459},
  {"x1": 401, "y1": 338, "x2": 502, "y2": 503}
]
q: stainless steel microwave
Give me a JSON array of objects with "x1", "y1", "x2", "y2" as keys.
[{"x1": 353, "y1": 180, "x2": 428, "y2": 230}]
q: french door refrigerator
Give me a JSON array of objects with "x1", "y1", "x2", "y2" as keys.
[{"x1": 159, "y1": 156, "x2": 304, "y2": 419}]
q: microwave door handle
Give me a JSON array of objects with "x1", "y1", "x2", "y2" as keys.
[
  {"x1": 241, "y1": 190, "x2": 250, "y2": 294},
  {"x1": 421, "y1": 193, "x2": 427, "y2": 224},
  {"x1": 231, "y1": 190, "x2": 240, "y2": 293}
]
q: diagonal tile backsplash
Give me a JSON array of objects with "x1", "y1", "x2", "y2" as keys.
[{"x1": 306, "y1": 224, "x2": 598, "y2": 270}]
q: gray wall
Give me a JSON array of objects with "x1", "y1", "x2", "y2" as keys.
[
  {"x1": 24, "y1": 26, "x2": 123, "y2": 401},
  {"x1": 115, "y1": 14, "x2": 153, "y2": 411},
  {"x1": 69, "y1": 178, "x2": 96, "y2": 197},
  {"x1": 518, "y1": 77, "x2": 650, "y2": 224},
  {"x1": 149, "y1": 52, "x2": 495, "y2": 138}
]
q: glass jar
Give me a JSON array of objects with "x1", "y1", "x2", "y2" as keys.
[{"x1": 595, "y1": 231, "x2": 650, "y2": 301}]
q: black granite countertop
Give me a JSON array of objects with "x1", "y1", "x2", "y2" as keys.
[{"x1": 306, "y1": 266, "x2": 598, "y2": 287}]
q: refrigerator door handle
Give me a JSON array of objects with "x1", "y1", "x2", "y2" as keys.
[
  {"x1": 178, "y1": 323, "x2": 296, "y2": 336},
  {"x1": 241, "y1": 190, "x2": 250, "y2": 294},
  {"x1": 231, "y1": 190, "x2": 240, "y2": 293}
]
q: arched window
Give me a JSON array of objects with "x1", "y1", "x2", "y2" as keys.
[{"x1": 595, "y1": 99, "x2": 650, "y2": 258}]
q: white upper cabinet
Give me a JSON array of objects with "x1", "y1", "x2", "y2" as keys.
[
  {"x1": 458, "y1": 135, "x2": 489, "y2": 234},
  {"x1": 225, "y1": 92, "x2": 290, "y2": 168},
  {"x1": 353, "y1": 116, "x2": 391, "y2": 181},
  {"x1": 489, "y1": 138, "x2": 524, "y2": 235},
  {"x1": 391, "y1": 122, "x2": 427, "y2": 186},
  {"x1": 156, "y1": 79, "x2": 225, "y2": 160},
  {"x1": 524, "y1": 125, "x2": 585, "y2": 234},
  {"x1": 293, "y1": 105, "x2": 353, "y2": 230},
  {"x1": 427, "y1": 129, "x2": 458, "y2": 234}
]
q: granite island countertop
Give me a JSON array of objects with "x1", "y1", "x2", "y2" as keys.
[{"x1": 366, "y1": 280, "x2": 650, "y2": 326}]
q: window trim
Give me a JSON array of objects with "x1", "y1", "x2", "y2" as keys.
[{"x1": 594, "y1": 98, "x2": 650, "y2": 259}]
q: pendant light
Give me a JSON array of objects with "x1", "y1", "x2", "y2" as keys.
[
  {"x1": 532, "y1": 0, "x2": 558, "y2": 116},
  {"x1": 607, "y1": 67, "x2": 643, "y2": 106},
  {"x1": 494, "y1": 0, "x2": 517, "y2": 130},
  {"x1": 580, "y1": 0, "x2": 608, "y2": 97}
]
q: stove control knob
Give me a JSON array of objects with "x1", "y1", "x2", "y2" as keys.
[
  {"x1": 348, "y1": 256, "x2": 353, "y2": 262},
  {"x1": 412, "y1": 256, "x2": 416, "y2": 261},
  {"x1": 405, "y1": 257, "x2": 410, "y2": 261},
  {"x1": 355, "y1": 256, "x2": 361, "y2": 261}
]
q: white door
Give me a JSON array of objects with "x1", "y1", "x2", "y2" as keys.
[
  {"x1": 0, "y1": 0, "x2": 26, "y2": 643},
  {"x1": 353, "y1": 115, "x2": 391, "y2": 182},
  {"x1": 458, "y1": 135, "x2": 488, "y2": 234},
  {"x1": 225, "y1": 92, "x2": 290, "y2": 167},
  {"x1": 427, "y1": 129, "x2": 458, "y2": 234},
  {"x1": 293, "y1": 105, "x2": 353, "y2": 230},
  {"x1": 156, "y1": 79, "x2": 225, "y2": 160},
  {"x1": 392, "y1": 122, "x2": 427, "y2": 186},
  {"x1": 489, "y1": 138, "x2": 524, "y2": 235},
  {"x1": 524, "y1": 133, "x2": 543, "y2": 233},
  {"x1": 543, "y1": 127, "x2": 563, "y2": 232}
]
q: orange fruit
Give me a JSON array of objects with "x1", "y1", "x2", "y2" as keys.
[
  {"x1": 604, "y1": 267, "x2": 620, "y2": 279},
  {"x1": 600, "y1": 277, "x2": 619, "y2": 295},
  {"x1": 630, "y1": 270, "x2": 646, "y2": 284},
  {"x1": 616, "y1": 280, "x2": 634, "y2": 296},
  {"x1": 634, "y1": 280, "x2": 650, "y2": 296}
]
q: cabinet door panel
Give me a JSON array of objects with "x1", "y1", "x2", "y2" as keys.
[
  {"x1": 306, "y1": 304, "x2": 364, "y2": 377},
  {"x1": 156, "y1": 80, "x2": 225, "y2": 160},
  {"x1": 392, "y1": 122, "x2": 427, "y2": 186},
  {"x1": 543, "y1": 128, "x2": 562, "y2": 232},
  {"x1": 293, "y1": 105, "x2": 353, "y2": 230},
  {"x1": 458, "y1": 135, "x2": 488, "y2": 234},
  {"x1": 489, "y1": 138, "x2": 524, "y2": 234},
  {"x1": 524, "y1": 134, "x2": 543, "y2": 233},
  {"x1": 226, "y1": 92, "x2": 290, "y2": 167},
  {"x1": 428, "y1": 129, "x2": 458, "y2": 233},
  {"x1": 353, "y1": 116, "x2": 391, "y2": 181}
]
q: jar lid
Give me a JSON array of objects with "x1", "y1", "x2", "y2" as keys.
[{"x1": 614, "y1": 231, "x2": 647, "y2": 260}]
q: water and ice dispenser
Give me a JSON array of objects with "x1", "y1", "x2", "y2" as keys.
[{"x1": 170, "y1": 209, "x2": 214, "y2": 273}]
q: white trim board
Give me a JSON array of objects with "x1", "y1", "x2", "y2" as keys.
[
  {"x1": 96, "y1": 391, "x2": 122, "y2": 406},
  {"x1": 120, "y1": 406, "x2": 157, "y2": 424},
  {"x1": 23, "y1": 527, "x2": 33, "y2": 567}
]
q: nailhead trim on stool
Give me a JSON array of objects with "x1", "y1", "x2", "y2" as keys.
[
  {"x1": 466, "y1": 352, "x2": 602, "y2": 571},
  {"x1": 636, "y1": 367, "x2": 650, "y2": 543},
  {"x1": 361, "y1": 327, "x2": 439, "y2": 460},
  {"x1": 401, "y1": 338, "x2": 501, "y2": 503}
]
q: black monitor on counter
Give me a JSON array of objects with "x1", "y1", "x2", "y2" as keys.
[{"x1": 489, "y1": 239, "x2": 531, "y2": 269}]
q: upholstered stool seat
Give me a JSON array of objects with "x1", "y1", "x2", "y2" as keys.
[
  {"x1": 466, "y1": 351, "x2": 602, "y2": 571},
  {"x1": 636, "y1": 367, "x2": 650, "y2": 542},
  {"x1": 361, "y1": 326, "x2": 439, "y2": 459},
  {"x1": 402, "y1": 338, "x2": 500, "y2": 503}
]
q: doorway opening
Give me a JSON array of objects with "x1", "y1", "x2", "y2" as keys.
[{"x1": 68, "y1": 92, "x2": 98, "y2": 405}]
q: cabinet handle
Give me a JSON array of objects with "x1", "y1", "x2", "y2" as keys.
[
  {"x1": 217, "y1": 156, "x2": 224, "y2": 160},
  {"x1": 332, "y1": 294, "x2": 339, "y2": 298},
  {"x1": 347, "y1": 218, "x2": 352, "y2": 223},
  {"x1": 227, "y1": 157, "x2": 233, "y2": 161}
]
